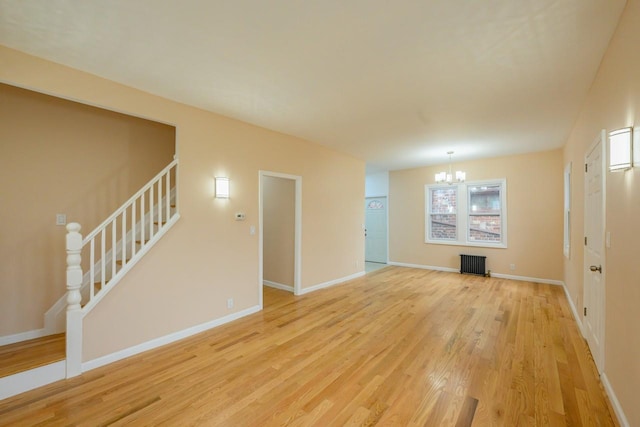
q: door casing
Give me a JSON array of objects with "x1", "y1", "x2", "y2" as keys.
[{"x1": 259, "y1": 171, "x2": 302, "y2": 308}]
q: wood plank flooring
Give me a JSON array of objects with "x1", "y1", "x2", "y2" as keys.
[
  {"x1": 0, "y1": 267, "x2": 618, "y2": 426},
  {"x1": 0, "y1": 333, "x2": 65, "y2": 378}
]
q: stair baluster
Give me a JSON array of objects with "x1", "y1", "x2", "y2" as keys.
[{"x1": 63, "y1": 159, "x2": 179, "y2": 378}]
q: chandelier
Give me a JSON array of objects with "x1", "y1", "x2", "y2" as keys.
[{"x1": 435, "y1": 151, "x2": 466, "y2": 185}]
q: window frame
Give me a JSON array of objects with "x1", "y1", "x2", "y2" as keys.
[
  {"x1": 426, "y1": 186, "x2": 459, "y2": 242},
  {"x1": 425, "y1": 178, "x2": 507, "y2": 248}
]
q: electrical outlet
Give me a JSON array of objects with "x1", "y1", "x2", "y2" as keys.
[
  {"x1": 227, "y1": 298, "x2": 234, "y2": 309},
  {"x1": 509, "y1": 263, "x2": 516, "y2": 271}
]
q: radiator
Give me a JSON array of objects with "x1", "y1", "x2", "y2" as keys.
[{"x1": 460, "y1": 254, "x2": 487, "y2": 276}]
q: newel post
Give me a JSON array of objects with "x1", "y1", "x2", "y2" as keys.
[
  {"x1": 66, "y1": 223, "x2": 82, "y2": 309},
  {"x1": 66, "y1": 223, "x2": 83, "y2": 378}
]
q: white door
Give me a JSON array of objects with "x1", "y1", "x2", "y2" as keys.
[
  {"x1": 365, "y1": 197, "x2": 387, "y2": 263},
  {"x1": 584, "y1": 131, "x2": 606, "y2": 373}
]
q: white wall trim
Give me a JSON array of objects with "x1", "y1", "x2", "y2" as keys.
[
  {"x1": 389, "y1": 262, "x2": 459, "y2": 273},
  {"x1": 388, "y1": 262, "x2": 563, "y2": 285},
  {"x1": 0, "y1": 328, "x2": 48, "y2": 346},
  {"x1": 602, "y1": 373, "x2": 630, "y2": 427},
  {"x1": 82, "y1": 304, "x2": 260, "y2": 373},
  {"x1": 0, "y1": 360, "x2": 65, "y2": 401},
  {"x1": 298, "y1": 271, "x2": 365, "y2": 295},
  {"x1": 263, "y1": 280, "x2": 294, "y2": 292},
  {"x1": 489, "y1": 272, "x2": 564, "y2": 286},
  {"x1": 561, "y1": 282, "x2": 585, "y2": 337}
]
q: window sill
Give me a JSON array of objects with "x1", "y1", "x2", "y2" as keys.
[{"x1": 425, "y1": 239, "x2": 507, "y2": 249}]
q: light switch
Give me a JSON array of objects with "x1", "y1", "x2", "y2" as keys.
[
  {"x1": 56, "y1": 213, "x2": 67, "y2": 226},
  {"x1": 250, "y1": 225, "x2": 256, "y2": 235}
]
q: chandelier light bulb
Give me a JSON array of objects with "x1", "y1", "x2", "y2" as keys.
[{"x1": 435, "y1": 151, "x2": 466, "y2": 184}]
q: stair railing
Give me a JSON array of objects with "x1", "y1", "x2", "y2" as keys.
[{"x1": 65, "y1": 159, "x2": 179, "y2": 377}]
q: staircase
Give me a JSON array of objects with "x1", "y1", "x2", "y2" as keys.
[{"x1": 0, "y1": 159, "x2": 179, "y2": 400}]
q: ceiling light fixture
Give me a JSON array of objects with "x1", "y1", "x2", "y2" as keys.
[{"x1": 435, "y1": 151, "x2": 466, "y2": 185}]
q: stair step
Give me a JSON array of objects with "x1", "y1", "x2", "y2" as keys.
[
  {"x1": 0, "y1": 333, "x2": 65, "y2": 378},
  {"x1": 153, "y1": 221, "x2": 167, "y2": 226},
  {"x1": 135, "y1": 240, "x2": 150, "y2": 245},
  {"x1": 115, "y1": 259, "x2": 131, "y2": 266}
]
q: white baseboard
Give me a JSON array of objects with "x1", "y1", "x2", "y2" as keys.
[
  {"x1": 389, "y1": 262, "x2": 563, "y2": 286},
  {"x1": 563, "y1": 288, "x2": 628, "y2": 426},
  {"x1": 490, "y1": 272, "x2": 564, "y2": 286},
  {"x1": 298, "y1": 271, "x2": 365, "y2": 295},
  {"x1": 561, "y1": 282, "x2": 585, "y2": 337},
  {"x1": 82, "y1": 304, "x2": 261, "y2": 372},
  {"x1": 263, "y1": 280, "x2": 294, "y2": 292},
  {"x1": 0, "y1": 360, "x2": 65, "y2": 401},
  {"x1": 602, "y1": 373, "x2": 630, "y2": 427},
  {"x1": 388, "y1": 262, "x2": 458, "y2": 273},
  {"x1": 0, "y1": 328, "x2": 47, "y2": 346}
]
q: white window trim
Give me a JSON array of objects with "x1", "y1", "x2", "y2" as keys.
[
  {"x1": 425, "y1": 186, "x2": 459, "y2": 243},
  {"x1": 425, "y1": 179, "x2": 508, "y2": 249}
]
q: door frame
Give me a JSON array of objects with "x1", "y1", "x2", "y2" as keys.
[
  {"x1": 258, "y1": 171, "x2": 302, "y2": 308},
  {"x1": 583, "y1": 129, "x2": 606, "y2": 373},
  {"x1": 364, "y1": 195, "x2": 389, "y2": 264}
]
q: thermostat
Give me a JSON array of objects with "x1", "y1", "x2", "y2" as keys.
[{"x1": 235, "y1": 212, "x2": 246, "y2": 221}]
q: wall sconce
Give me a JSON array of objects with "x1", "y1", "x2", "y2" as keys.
[
  {"x1": 609, "y1": 127, "x2": 633, "y2": 171},
  {"x1": 435, "y1": 151, "x2": 466, "y2": 185},
  {"x1": 215, "y1": 177, "x2": 230, "y2": 198}
]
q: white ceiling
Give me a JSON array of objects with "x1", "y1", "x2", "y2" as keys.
[{"x1": 0, "y1": 0, "x2": 627, "y2": 172}]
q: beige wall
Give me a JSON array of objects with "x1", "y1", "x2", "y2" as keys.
[
  {"x1": 563, "y1": 1, "x2": 640, "y2": 424},
  {"x1": 0, "y1": 83, "x2": 175, "y2": 336},
  {"x1": 390, "y1": 150, "x2": 563, "y2": 281},
  {"x1": 263, "y1": 176, "x2": 295, "y2": 287},
  {"x1": 0, "y1": 45, "x2": 365, "y2": 360}
]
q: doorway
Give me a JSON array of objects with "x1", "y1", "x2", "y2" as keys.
[
  {"x1": 365, "y1": 196, "x2": 388, "y2": 264},
  {"x1": 583, "y1": 130, "x2": 606, "y2": 373},
  {"x1": 258, "y1": 171, "x2": 302, "y2": 308}
]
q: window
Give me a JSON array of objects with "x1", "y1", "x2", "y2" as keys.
[
  {"x1": 426, "y1": 179, "x2": 507, "y2": 248},
  {"x1": 428, "y1": 187, "x2": 457, "y2": 241},
  {"x1": 468, "y1": 184, "x2": 502, "y2": 243}
]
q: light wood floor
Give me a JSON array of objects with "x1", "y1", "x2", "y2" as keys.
[
  {"x1": 0, "y1": 267, "x2": 618, "y2": 426},
  {"x1": 0, "y1": 333, "x2": 65, "y2": 378}
]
